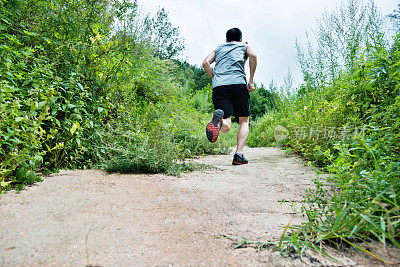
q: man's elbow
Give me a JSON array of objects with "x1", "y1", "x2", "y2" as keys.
[
  {"x1": 249, "y1": 53, "x2": 257, "y2": 60},
  {"x1": 202, "y1": 60, "x2": 208, "y2": 68}
]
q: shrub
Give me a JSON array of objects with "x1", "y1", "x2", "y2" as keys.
[
  {"x1": 0, "y1": 0, "x2": 232, "y2": 191},
  {"x1": 249, "y1": 1, "x2": 400, "y2": 258}
]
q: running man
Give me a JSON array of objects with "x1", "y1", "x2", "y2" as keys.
[{"x1": 202, "y1": 28, "x2": 257, "y2": 165}]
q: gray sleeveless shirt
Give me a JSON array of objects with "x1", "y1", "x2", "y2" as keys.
[{"x1": 212, "y1": 42, "x2": 247, "y2": 88}]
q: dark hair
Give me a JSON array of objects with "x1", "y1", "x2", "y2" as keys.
[{"x1": 226, "y1": 28, "x2": 242, "y2": 42}]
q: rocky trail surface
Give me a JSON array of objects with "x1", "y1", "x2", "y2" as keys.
[{"x1": 1, "y1": 147, "x2": 395, "y2": 266}]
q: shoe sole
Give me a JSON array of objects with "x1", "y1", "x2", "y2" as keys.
[
  {"x1": 232, "y1": 160, "x2": 249, "y2": 165},
  {"x1": 206, "y1": 109, "x2": 224, "y2": 142}
]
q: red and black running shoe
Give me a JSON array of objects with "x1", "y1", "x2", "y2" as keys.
[
  {"x1": 232, "y1": 153, "x2": 249, "y2": 165},
  {"x1": 206, "y1": 109, "x2": 224, "y2": 143}
]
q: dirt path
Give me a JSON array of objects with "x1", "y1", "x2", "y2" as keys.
[{"x1": 0, "y1": 147, "x2": 346, "y2": 266}]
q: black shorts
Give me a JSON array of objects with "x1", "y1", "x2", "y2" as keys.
[{"x1": 212, "y1": 84, "x2": 250, "y2": 119}]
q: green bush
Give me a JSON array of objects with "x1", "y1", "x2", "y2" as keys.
[
  {"x1": 0, "y1": 0, "x2": 232, "y2": 191},
  {"x1": 99, "y1": 88, "x2": 233, "y2": 176},
  {"x1": 249, "y1": 1, "x2": 400, "y2": 258},
  {"x1": 249, "y1": 83, "x2": 279, "y2": 120}
]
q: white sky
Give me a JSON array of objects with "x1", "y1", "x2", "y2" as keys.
[{"x1": 139, "y1": 0, "x2": 398, "y2": 86}]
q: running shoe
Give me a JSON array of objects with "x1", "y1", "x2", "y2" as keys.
[
  {"x1": 232, "y1": 153, "x2": 249, "y2": 165},
  {"x1": 206, "y1": 109, "x2": 224, "y2": 143}
]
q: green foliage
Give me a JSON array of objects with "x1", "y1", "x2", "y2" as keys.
[
  {"x1": 389, "y1": 3, "x2": 400, "y2": 31},
  {"x1": 148, "y1": 8, "x2": 185, "y2": 59},
  {"x1": 0, "y1": 0, "x2": 231, "y2": 191},
  {"x1": 249, "y1": 0, "x2": 400, "y2": 259},
  {"x1": 99, "y1": 81, "x2": 232, "y2": 176},
  {"x1": 296, "y1": 0, "x2": 385, "y2": 92},
  {"x1": 132, "y1": 6, "x2": 185, "y2": 59},
  {"x1": 247, "y1": 112, "x2": 282, "y2": 147},
  {"x1": 187, "y1": 84, "x2": 213, "y2": 114},
  {"x1": 249, "y1": 82, "x2": 279, "y2": 120},
  {"x1": 172, "y1": 60, "x2": 212, "y2": 92}
]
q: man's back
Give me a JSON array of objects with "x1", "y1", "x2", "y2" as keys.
[{"x1": 212, "y1": 42, "x2": 247, "y2": 88}]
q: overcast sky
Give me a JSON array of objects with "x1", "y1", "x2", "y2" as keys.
[{"x1": 139, "y1": 0, "x2": 398, "y2": 86}]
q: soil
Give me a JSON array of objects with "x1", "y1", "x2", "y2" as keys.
[{"x1": 1, "y1": 147, "x2": 399, "y2": 266}]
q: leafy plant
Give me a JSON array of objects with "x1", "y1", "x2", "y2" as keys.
[
  {"x1": 249, "y1": 0, "x2": 400, "y2": 261},
  {"x1": 0, "y1": 0, "x2": 232, "y2": 192}
]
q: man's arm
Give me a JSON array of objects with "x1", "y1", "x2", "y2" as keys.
[
  {"x1": 202, "y1": 50, "x2": 216, "y2": 79},
  {"x1": 246, "y1": 45, "x2": 257, "y2": 92}
]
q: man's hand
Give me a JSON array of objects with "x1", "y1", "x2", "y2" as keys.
[{"x1": 248, "y1": 81, "x2": 255, "y2": 92}]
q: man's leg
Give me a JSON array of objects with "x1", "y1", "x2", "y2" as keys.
[
  {"x1": 206, "y1": 113, "x2": 231, "y2": 143},
  {"x1": 207, "y1": 85, "x2": 234, "y2": 142},
  {"x1": 221, "y1": 117, "x2": 231, "y2": 133},
  {"x1": 236, "y1": 117, "x2": 249, "y2": 154}
]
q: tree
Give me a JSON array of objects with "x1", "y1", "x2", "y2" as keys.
[
  {"x1": 148, "y1": 8, "x2": 185, "y2": 59},
  {"x1": 296, "y1": 0, "x2": 385, "y2": 91},
  {"x1": 283, "y1": 68, "x2": 294, "y2": 95},
  {"x1": 117, "y1": 4, "x2": 184, "y2": 60},
  {"x1": 388, "y1": 3, "x2": 400, "y2": 31},
  {"x1": 249, "y1": 83, "x2": 279, "y2": 120},
  {"x1": 171, "y1": 60, "x2": 211, "y2": 91}
]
